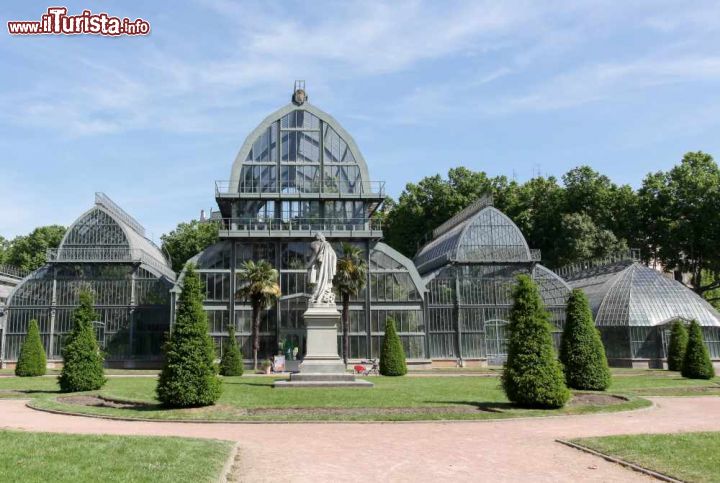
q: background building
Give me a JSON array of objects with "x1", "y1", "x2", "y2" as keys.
[
  {"x1": 415, "y1": 197, "x2": 571, "y2": 365},
  {"x1": 565, "y1": 258, "x2": 720, "y2": 368},
  {"x1": 1, "y1": 193, "x2": 175, "y2": 368}
]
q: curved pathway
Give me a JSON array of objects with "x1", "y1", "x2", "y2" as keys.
[{"x1": 1, "y1": 397, "x2": 719, "y2": 482}]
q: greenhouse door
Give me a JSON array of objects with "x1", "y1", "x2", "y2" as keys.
[{"x1": 485, "y1": 320, "x2": 508, "y2": 366}]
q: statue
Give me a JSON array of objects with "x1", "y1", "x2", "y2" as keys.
[{"x1": 308, "y1": 233, "x2": 336, "y2": 305}]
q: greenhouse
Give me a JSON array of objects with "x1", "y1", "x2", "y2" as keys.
[
  {"x1": 566, "y1": 259, "x2": 720, "y2": 368},
  {"x1": 181, "y1": 84, "x2": 427, "y2": 362},
  {"x1": 0, "y1": 193, "x2": 175, "y2": 368},
  {"x1": 415, "y1": 197, "x2": 572, "y2": 365}
]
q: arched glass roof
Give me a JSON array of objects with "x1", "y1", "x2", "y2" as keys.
[
  {"x1": 572, "y1": 262, "x2": 720, "y2": 327},
  {"x1": 227, "y1": 103, "x2": 371, "y2": 194},
  {"x1": 414, "y1": 206, "x2": 536, "y2": 274},
  {"x1": 51, "y1": 194, "x2": 174, "y2": 280},
  {"x1": 533, "y1": 264, "x2": 572, "y2": 306}
]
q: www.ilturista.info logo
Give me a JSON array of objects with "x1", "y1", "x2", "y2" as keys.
[{"x1": 7, "y1": 7, "x2": 150, "y2": 36}]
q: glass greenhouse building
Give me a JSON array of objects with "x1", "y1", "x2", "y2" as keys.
[
  {"x1": 180, "y1": 86, "x2": 427, "y2": 362},
  {"x1": 566, "y1": 259, "x2": 720, "y2": 368},
  {"x1": 2, "y1": 84, "x2": 719, "y2": 369},
  {"x1": 415, "y1": 198, "x2": 572, "y2": 365},
  {"x1": 1, "y1": 194, "x2": 175, "y2": 367}
]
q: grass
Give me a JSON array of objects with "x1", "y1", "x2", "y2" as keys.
[
  {"x1": 0, "y1": 430, "x2": 231, "y2": 483},
  {"x1": 0, "y1": 374, "x2": 647, "y2": 422},
  {"x1": 572, "y1": 432, "x2": 720, "y2": 483},
  {"x1": 0, "y1": 369, "x2": 715, "y2": 422},
  {"x1": 608, "y1": 371, "x2": 720, "y2": 397}
]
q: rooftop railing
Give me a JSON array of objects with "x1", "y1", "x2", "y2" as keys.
[
  {"x1": 214, "y1": 217, "x2": 383, "y2": 236},
  {"x1": 46, "y1": 248, "x2": 174, "y2": 279},
  {"x1": 555, "y1": 249, "x2": 640, "y2": 280},
  {"x1": 0, "y1": 264, "x2": 30, "y2": 279},
  {"x1": 215, "y1": 180, "x2": 385, "y2": 197}
]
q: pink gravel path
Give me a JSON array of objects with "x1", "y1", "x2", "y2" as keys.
[{"x1": 1, "y1": 397, "x2": 719, "y2": 482}]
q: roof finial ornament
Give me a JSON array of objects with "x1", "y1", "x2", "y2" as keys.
[{"x1": 292, "y1": 80, "x2": 307, "y2": 105}]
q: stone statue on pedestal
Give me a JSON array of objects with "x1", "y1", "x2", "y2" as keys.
[
  {"x1": 273, "y1": 232, "x2": 372, "y2": 387},
  {"x1": 308, "y1": 233, "x2": 337, "y2": 305}
]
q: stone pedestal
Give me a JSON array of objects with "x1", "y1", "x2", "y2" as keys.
[
  {"x1": 299, "y1": 304, "x2": 345, "y2": 374},
  {"x1": 273, "y1": 303, "x2": 373, "y2": 388}
]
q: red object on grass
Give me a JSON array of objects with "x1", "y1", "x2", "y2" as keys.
[{"x1": 353, "y1": 365, "x2": 365, "y2": 374}]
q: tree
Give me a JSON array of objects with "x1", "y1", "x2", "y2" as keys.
[
  {"x1": 160, "y1": 220, "x2": 219, "y2": 273},
  {"x1": 381, "y1": 166, "x2": 635, "y2": 267},
  {"x1": 236, "y1": 260, "x2": 281, "y2": 369},
  {"x1": 333, "y1": 243, "x2": 367, "y2": 364},
  {"x1": 157, "y1": 264, "x2": 221, "y2": 407},
  {"x1": 555, "y1": 213, "x2": 627, "y2": 268},
  {"x1": 667, "y1": 320, "x2": 689, "y2": 371},
  {"x1": 559, "y1": 289, "x2": 610, "y2": 390},
  {"x1": 220, "y1": 325, "x2": 243, "y2": 377},
  {"x1": 0, "y1": 235, "x2": 10, "y2": 265},
  {"x1": 15, "y1": 319, "x2": 47, "y2": 377},
  {"x1": 380, "y1": 318, "x2": 407, "y2": 376},
  {"x1": 640, "y1": 152, "x2": 720, "y2": 297},
  {"x1": 5, "y1": 225, "x2": 66, "y2": 272},
  {"x1": 502, "y1": 275, "x2": 570, "y2": 408},
  {"x1": 383, "y1": 168, "x2": 513, "y2": 257},
  {"x1": 681, "y1": 320, "x2": 715, "y2": 379},
  {"x1": 58, "y1": 291, "x2": 106, "y2": 392}
]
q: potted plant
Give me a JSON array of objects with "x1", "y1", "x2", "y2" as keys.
[{"x1": 260, "y1": 359, "x2": 272, "y2": 374}]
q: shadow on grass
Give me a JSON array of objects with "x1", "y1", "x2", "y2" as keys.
[
  {"x1": 220, "y1": 379, "x2": 278, "y2": 388},
  {"x1": 423, "y1": 400, "x2": 514, "y2": 412}
]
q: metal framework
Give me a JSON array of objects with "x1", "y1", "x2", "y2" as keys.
[
  {"x1": 178, "y1": 87, "x2": 427, "y2": 361},
  {"x1": 1, "y1": 194, "x2": 175, "y2": 366},
  {"x1": 569, "y1": 260, "x2": 720, "y2": 364},
  {"x1": 417, "y1": 201, "x2": 571, "y2": 363}
]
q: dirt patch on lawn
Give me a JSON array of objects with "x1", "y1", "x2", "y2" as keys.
[
  {"x1": 60, "y1": 395, "x2": 151, "y2": 410},
  {"x1": 569, "y1": 393, "x2": 628, "y2": 406}
]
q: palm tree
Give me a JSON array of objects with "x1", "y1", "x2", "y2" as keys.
[
  {"x1": 333, "y1": 243, "x2": 367, "y2": 365},
  {"x1": 236, "y1": 260, "x2": 281, "y2": 369}
]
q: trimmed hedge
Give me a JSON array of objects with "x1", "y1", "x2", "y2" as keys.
[
  {"x1": 681, "y1": 320, "x2": 715, "y2": 380},
  {"x1": 667, "y1": 320, "x2": 689, "y2": 372},
  {"x1": 58, "y1": 291, "x2": 106, "y2": 392},
  {"x1": 559, "y1": 289, "x2": 611, "y2": 390},
  {"x1": 380, "y1": 317, "x2": 407, "y2": 376},
  {"x1": 502, "y1": 275, "x2": 570, "y2": 408},
  {"x1": 157, "y1": 264, "x2": 221, "y2": 407},
  {"x1": 15, "y1": 319, "x2": 47, "y2": 377},
  {"x1": 220, "y1": 325, "x2": 243, "y2": 377}
]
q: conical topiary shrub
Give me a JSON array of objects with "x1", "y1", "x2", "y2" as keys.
[
  {"x1": 380, "y1": 317, "x2": 407, "y2": 376},
  {"x1": 667, "y1": 320, "x2": 688, "y2": 372},
  {"x1": 157, "y1": 264, "x2": 221, "y2": 407},
  {"x1": 502, "y1": 275, "x2": 570, "y2": 408},
  {"x1": 220, "y1": 325, "x2": 243, "y2": 377},
  {"x1": 58, "y1": 291, "x2": 106, "y2": 392},
  {"x1": 15, "y1": 319, "x2": 47, "y2": 377},
  {"x1": 681, "y1": 320, "x2": 715, "y2": 380},
  {"x1": 559, "y1": 289, "x2": 611, "y2": 390}
]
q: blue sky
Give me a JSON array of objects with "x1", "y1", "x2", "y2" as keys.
[{"x1": 2, "y1": 1, "x2": 720, "y2": 242}]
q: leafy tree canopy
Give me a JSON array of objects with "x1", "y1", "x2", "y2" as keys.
[
  {"x1": 383, "y1": 165, "x2": 634, "y2": 268},
  {"x1": 161, "y1": 220, "x2": 219, "y2": 273},
  {"x1": 3, "y1": 225, "x2": 66, "y2": 272}
]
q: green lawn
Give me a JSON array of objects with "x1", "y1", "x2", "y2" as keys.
[
  {"x1": 0, "y1": 374, "x2": 647, "y2": 422},
  {"x1": 0, "y1": 369, "x2": 715, "y2": 422},
  {"x1": 608, "y1": 372, "x2": 720, "y2": 396},
  {"x1": 0, "y1": 430, "x2": 231, "y2": 483},
  {"x1": 573, "y1": 432, "x2": 720, "y2": 483}
]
